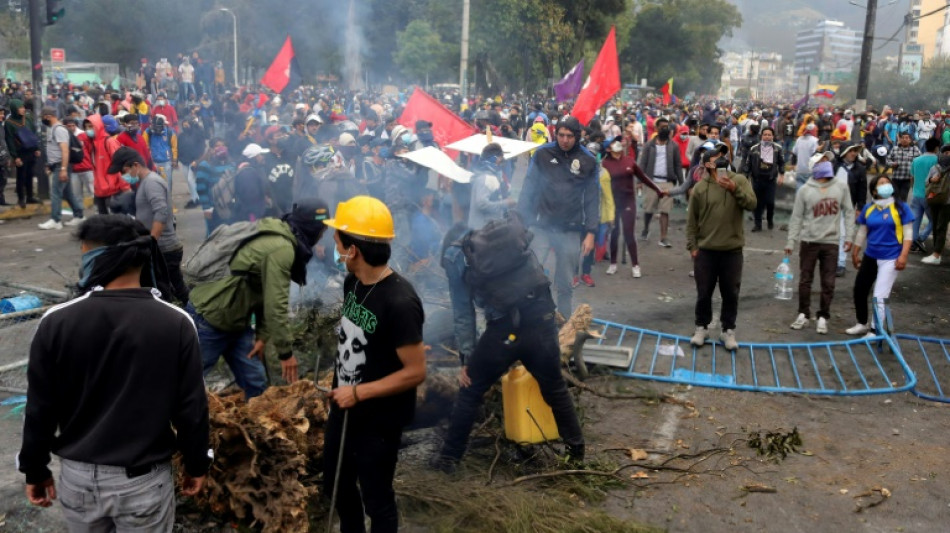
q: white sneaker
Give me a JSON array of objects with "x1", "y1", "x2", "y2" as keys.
[
  {"x1": 64, "y1": 217, "x2": 84, "y2": 227},
  {"x1": 863, "y1": 331, "x2": 878, "y2": 339},
  {"x1": 606, "y1": 264, "x2": 618, "y2": 275},
  {"x1": 690, "y1": 326, "x2": 708, "y2": 347},
  {"x1": 38, "y1": 219, "x2": 63, "y2": 230},
  {"x1": 921, "y1": 254, "x2": 942, "y2": 265},
  {"x1": 632, "y1": 265, "x2": 642, "y2": 278},
  {"x1": 846, "y1": 323, "x2": 869, "y2": 336},
  {"x1": 790, "y1": 313, "x2": 809, "y2": 330},
  {"x1": 816, "y1": 317, "x2": 828, "y2": 334},
  {"x1": 720, "y1": 329, "x2": 739, "y2": 351}
]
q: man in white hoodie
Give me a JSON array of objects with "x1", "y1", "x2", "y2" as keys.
[{"x1": 784, "y1": 160, "x2": 855, "y2": 334}]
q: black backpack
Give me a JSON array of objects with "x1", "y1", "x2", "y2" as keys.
[
  {"x1": 461, "y1": 212, "x2": 550, "y2": 312},
  {"x1": 64, "y1": 126, "x2": 85, "y2": 165}
]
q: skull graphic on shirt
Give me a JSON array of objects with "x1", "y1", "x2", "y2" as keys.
[{"x1": 336, "y1": 317, "x2": 367, "y2": 385}]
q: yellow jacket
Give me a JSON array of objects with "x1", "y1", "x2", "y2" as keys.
[{"x1": 599, "y1": 167, "x2": 615, "y2": 225}]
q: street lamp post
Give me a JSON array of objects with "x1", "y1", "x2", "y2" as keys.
[{"x1": 219, "y1": 8, "x2": 238, "y2": 87}]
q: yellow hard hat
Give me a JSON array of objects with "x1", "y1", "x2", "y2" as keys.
[{"x1": 325, "y1": 196, "x2": 395, "y2": 241}]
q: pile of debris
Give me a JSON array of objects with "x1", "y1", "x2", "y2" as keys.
[{"x1": 180, "y1": 380, "x2": 328, "y2": 533}]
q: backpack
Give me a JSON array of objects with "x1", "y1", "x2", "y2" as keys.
[
  {"x1": 13, "y1": 121, "x2": 39, "y2": 151},
  {"x1": 925, "y1": 167, "x2": 950, "y2": 206},
  {"x1": 211, "y1": 167, "x2": 237, "y2": 222},
  {"x1": 63, "y1": 126, "x2": 84, "y2": 165},
  {"x1": 182, "y1": 220, "x2": 286, "y2": 287},
  {"x1": 461, "y1": 212, "x2": 550, "y2": 312}
]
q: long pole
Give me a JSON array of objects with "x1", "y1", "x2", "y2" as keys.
[
  {"x1": 28, "y1": 0, "x2": 43, "y2": 121},
  {"x1": 460, "y1": 0, "x2": 470, "y2": 101},
  {"x1": 220, "y1": 9, "x2": 238, "y2": 87},
  {"x1": 855, "y1": 0, "x2": 878, "y2": 113}
]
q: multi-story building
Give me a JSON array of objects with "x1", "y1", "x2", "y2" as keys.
[
  {"x1": 906, "y1": 0, "x2": 948, "y2": 63},
  {"x1": 794, "y1": 20, "x2": 862, "y2": 83},
  {"x1": 719, "y1": 51, "x2": 795, "y2": 100},
  {"x1": 932, "y1": 1, "x2": 950, "y2": 57}
]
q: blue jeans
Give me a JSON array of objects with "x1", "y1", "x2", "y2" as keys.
[
  {"x1": 911, "y1": 194, "x2": 934, "y2": 242},
  {"x1": 531, "y1": 227, "x2": 582, "y2": 316},
  {"x1": 390, "y1": 209, "x2": 413, "y2": 273},
  {"x1": 185, "y1": 302, "x2": 266, "y2": 399},
  {"x1": 180, "y1": 82, "x2": 196, "y2": 101},
  {"x1": 49, "y1": 163, "x2": 83, "y2": 222},
  {"x1": 442, "y1": 245, "x2": 477, "y2": 363},
  {"x1": 58, "y1": 459, "x2": 174, "y2": 533},
  {"x1": 155, "y1": 161, "x2": 173, "y2": 194}
]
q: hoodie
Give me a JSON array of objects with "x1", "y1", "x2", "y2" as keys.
[
  {"x1": 86, "y1": 114, "x2": 131, "y2": 198},
  {"x1": 673, "y1": 125, "x2": 691, "y2": 167},
  {"x1": 786, "y1": 176, "x2": 856, "y2": 249},
  {"x1": 686, "y1": 169, "x2": 757, "y2": 252},
  {"x1": 3, "y1": 99, "x2": 35, "y2": 159}
]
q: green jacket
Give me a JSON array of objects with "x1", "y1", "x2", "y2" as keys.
[
  {"x1": 686, "y1": 170, "x2": 757, "y2": 252},
  {"x1": 189, "y1": 218, "x2": 298, "y2": 355},
  {"x1": 4, "y1": 104, "x2": 35, "y2": 160}
]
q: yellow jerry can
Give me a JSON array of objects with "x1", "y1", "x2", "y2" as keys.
[{"x1": 502, "y1": 365, "x2": 560, "y2": 444}]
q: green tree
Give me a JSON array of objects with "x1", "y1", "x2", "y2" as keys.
[
  {"x1": 395, "y1": 20, "x2": 450, "y2": 84},
  {"x1": 733, "y1": 87, "x2": 751, "y2": 100},
  {"x1": 0, "y1": 2, "x2": 29, "y2": 60},
  {"x1": 622, "y1": 0, "x2": 741, "y2": 95}
]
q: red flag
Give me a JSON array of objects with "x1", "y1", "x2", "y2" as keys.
[
  {"x1": 660, "y1": 78, "x2": 673, "y2": 105},
  {"x1": 398, "y1": 87, "x2": 476, "y2": 158},
  {"x1": 260, "y1": 36, "x2": 302, "y2": 94},
  {"x1": 571, "y1": 27, "x2": 620, "y2": 126}
]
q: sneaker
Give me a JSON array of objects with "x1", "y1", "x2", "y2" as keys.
[
  {"x1": 690, "y1": 326, "x2": 708, "y2": 347},
  {"x1": 632, "y1": 265, "x2": 642, "y2": 278},
  {"x1": 63, "y1": 217, "x2": 84, "y2": 227},
  {"x1": 921, "y1": 254, "x2": 942, "y2": 265},
  {"x1": 845, "y1": 323, "x2": 869, "y2": 336},
  {"x1": 720, "y1": 329, "x2": 739, "y2": 351},
  {"x1": 658, "y1": 239, "x2": 672, "y2": 248},
  {"x1": 836, "y1": 266, "x2": 846, "y2": 277},
  {"x1": 914, "y1": 239, "x2": 928, "y2": 254},
  {"x1": 751, "y1": 226, "x2": 762, "y2": 232},
  {"x1": 38, "y1": 219, "x2": 63, "y2": 230},
  {"x1": 768, "y1": 221, "x2": 775, "y2": 230},
  {"x1": 571, "y1": 276, "x2": 580, "y2": 288},
  {"x1": 910, "y1": 241, "x2": 922, "y2": 253},
  {"x1": 790, "y1": 313, "x2": 809, "y2": 330},
  {"x1": 565, "y1": 443, "x2": 585, "y2": 465},
  {"x1": 688, "y1": 270, "x2": 694, "y2": 277},
  {"x1": 640, "y1": 229, "x2": 649, "y2": 240},
  {"x1": 863, "y1": 331, "x2": 878, "y2": 339},
  {"x1": 606, "y1": 264, "x2": 618, "y2": 275},
  {"x1": 816, "y1": 317, "x2": 828, "y2": 334},
  {"x1": 581, "y1": 274, "x2": 595, "y2": 287},
  {"x1": 184, "y1": 200, "x2": 198, "y2": 209}
]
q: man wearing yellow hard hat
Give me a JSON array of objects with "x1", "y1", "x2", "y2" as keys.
[{"x1": 322, "y1": 195, "x2": 426, "y2": 533}]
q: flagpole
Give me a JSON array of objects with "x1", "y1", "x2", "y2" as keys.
[{"x1": 460, "y1": 0, "x2": 470, "y2": 101}]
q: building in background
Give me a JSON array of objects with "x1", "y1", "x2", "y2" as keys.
[
  {"x1": 719, "y1": 51, "x2": 795, "y2": 100},
  {"x1": 794, "y1": 20, "x2": 862, "y2": 84},
  {"x1": 932, "y1": 1, "x2": 950, "y2": 57},
  {"x1": 905, "y1": 0, "x2": 948, "y2": 64}
]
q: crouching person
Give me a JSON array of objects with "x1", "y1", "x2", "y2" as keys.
[
  {"x1": 322, "y1": 196, "x2": 427, "y2": 533},
  {"x1": 431, "y1": 212, "x2": 585, "y2": 473}
]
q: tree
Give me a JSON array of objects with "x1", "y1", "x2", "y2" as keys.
[
  {"x1": 733, "y1": 88, "x2": 751, "y2": 100},
  {"x1": 395, "y1": 20, "x2": 450, "y2": 84},
  {"x1": 622, "y1": 0, "x2": 741, "y2": 96},
  {"x1": 0, "y1": 2, "x2": 28, "y2": 60}
]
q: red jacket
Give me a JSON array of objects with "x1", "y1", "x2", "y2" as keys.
[
  {"x1": 151, "y1": 104, "x2": 179, "y2": 132},
  {"x1": 86, "y1": 114, "x2": 131, "y2": 198},
  {"x1": 72, "y1": 131, "x2": 94, "y2": 173},
  {"x1": 117, "y1": 130, "x2": 155, "y2": 170},
  {"x1": 673, "y1": 125, "x2": 691, "y2": 167}
]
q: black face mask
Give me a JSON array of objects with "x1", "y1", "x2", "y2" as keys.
[
  {"x1": 939, "y1": 154, "x2": 950, "y2": 169},
  {"x1": 657, "y1": 127, "x2": 670, "y2": 140},
  {"x1": 715, "y1": 157, "x2": 730, "y2": 169},
  {"x1": 41, "y1": 118, "x2": 51, "y2": 126}
]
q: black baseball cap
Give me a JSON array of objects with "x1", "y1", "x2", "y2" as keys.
[{"x1": 107, "y1": 147, "x2": 146, "y2": 174}]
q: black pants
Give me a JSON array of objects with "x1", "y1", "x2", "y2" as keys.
[
  {"x1": 440, "y1": 300, "x2": 584, "y2": 461},
  {"x1": 323, "y1": 414, "x2": 401, "y2": 533},
  {"x1": 892, "y1": 179, "x2": 911, "y2": 203},
  {"x1": 609, "y1": 192, "x2": 639, "y2": 265},
  {"x1": 693, "y1": 249, "x2": 743, "y2": 330},
  {"x1": 94, "y1": 196, "x2": 111, "y2": 215},
  {"x1": 931, "y1": 203, "x2": 950, "y2": 254},
  {"x1": 752, "y1": 178, "x2": 776, "y2": 228},
  {"x1": 15, "y1": 152, "x2": 35, "y2": 203},
  {"x1": 162, "y1": 248, "x2": 190, "y2": 304},
  {"x1": 798, "y1": 242, "x2": 838, "y2": 319}
]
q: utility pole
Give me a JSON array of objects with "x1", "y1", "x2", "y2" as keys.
[
  {"x1": 855, "y1": 0, "x2": 878, "y2": 113},
  {"x1": 460, "y1": 0, "x2": 470, "y2": 101},
  {"x1": 28, "y1": 0, "x2": 47, "y2": 199}
]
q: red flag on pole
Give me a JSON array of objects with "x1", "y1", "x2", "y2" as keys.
[
  {"x1": 260, "y1": 36, "x2": 302, "y2": 94},
  {"x1": 398, "y1": 87, "x2": 476, "y2": 158},
  {"x1": 571, "y1": 27, "x2": 621, "y2": 126},
  {"x1": 660, "y1": 78, "x2": 674, "y2": 105}
]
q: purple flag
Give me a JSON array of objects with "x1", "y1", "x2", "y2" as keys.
[{"x1": 554, "y1": 59, "x2": 585, "y2": 103}]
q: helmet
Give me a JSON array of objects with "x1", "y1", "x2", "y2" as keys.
[
  {"x1": 302, "y1": 145, "x2": 336, "y2": 167},
  {"x1": 325, "y1": 196, "x2": 395, "y2": 241}
]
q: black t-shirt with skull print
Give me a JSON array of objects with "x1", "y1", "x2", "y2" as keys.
[{"x1": 334, "y1": 271, "x2": 424, "y2": 429}]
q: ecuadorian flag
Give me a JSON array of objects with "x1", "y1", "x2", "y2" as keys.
[{"x1": 813, "y1": 85, "x2": 838, "y2": 99}]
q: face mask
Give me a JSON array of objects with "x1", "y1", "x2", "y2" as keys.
[
  {"x1": 79, "y1": 247, "x2": 109, "y2": 288},
  {"x1": 876, "y1": 183, "x2": 894, "y2": 199},
  {"x1": 121, "y1": 173, "x2": 139, "y2": 185},
  {"x1": 401, "y1": 133, "x2": 412, "y2": 145},
  {"x1": 939, "y1": 155, "x2": 950, "y2": 168},
  {"x1": 85, "y1": 128, "x2": 95, "y2": 138},
  {"x1": 41, "y1": 118, "x2": 51, "y2": 126},
  {"x1": 657, "y1": 128, "x2": 670, "y2": 140},
  {"x1": 610, "y1": 141, "x2": 623, "y2": 153},
  {"x1": 715, "y1": 157, "x2": 730, "y2": 170},
  {"x1": 679, "y1": 133, "x2": 688, "y2": 140},
  {"x1": 335, "y1": 246, "x2": 353, "y2": 264}
]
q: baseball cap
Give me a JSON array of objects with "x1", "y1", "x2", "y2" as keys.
[
  {"x1": 107, "y1": 146, "x2": 146, "y2": 174},
  {"x1": 241, "y1": 143, "x2": 270, "y2": 159}
]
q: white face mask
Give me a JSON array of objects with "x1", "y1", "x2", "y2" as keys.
[{"x1": 610, "y1": 141, "x2": 623, "y2": 153}]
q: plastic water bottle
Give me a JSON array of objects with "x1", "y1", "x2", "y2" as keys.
[{"x1": 774, "y1": 257, "x2": 793, "y2": 300}]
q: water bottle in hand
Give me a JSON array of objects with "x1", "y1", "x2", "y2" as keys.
[{"x1": 775, "y1": 257, "x2": 793, "y2": 300}]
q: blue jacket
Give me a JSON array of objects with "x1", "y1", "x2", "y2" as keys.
[
  {"x1": 145, "y1": 128, "x2": 176, "y2": 163},
  {"x1": 518, "y1": 141, "x2": 600, "y2": 234}
]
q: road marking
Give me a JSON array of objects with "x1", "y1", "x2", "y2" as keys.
[{"x1": 650, "y1": 391, "x2": 689, "y2": 453}]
